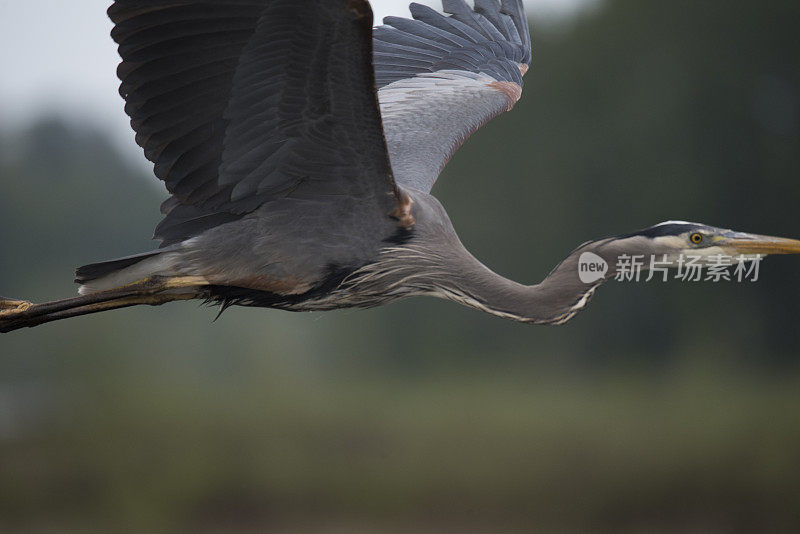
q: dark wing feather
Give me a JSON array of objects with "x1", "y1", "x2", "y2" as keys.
[
  {"x1": 109, "y1": 0, "x2": 399, "y2": 246},
  {"x1": 373, "y1": 0, "x2": 532, "y2": 193}
]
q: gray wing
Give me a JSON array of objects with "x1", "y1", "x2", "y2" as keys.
[
  {"x1": 373, "y1": 0, "x2": 532, "y2": 193},
  {"x1": 109, "y1": 0, "x2": 400, "y2": 246}
]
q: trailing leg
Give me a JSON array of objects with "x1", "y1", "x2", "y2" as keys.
[{"x1": 0, "y1": 276, "x2": 208, "y2": 333}]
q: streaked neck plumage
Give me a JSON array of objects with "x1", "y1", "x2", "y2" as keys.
[
  {"x1": 347, "y1": 190, "x2": 606, "y2": 324},
  {"x1": 349, "y1": 234, "x2": 604, "y2": 325}
]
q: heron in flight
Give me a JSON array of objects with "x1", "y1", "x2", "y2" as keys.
[{"x1": 2, "y1": 0, "x2": 799, "y2": 333}]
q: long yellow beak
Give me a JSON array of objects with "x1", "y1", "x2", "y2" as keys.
[{"x1": 725, "y1": 234, "x2": 800, "y2": 255}]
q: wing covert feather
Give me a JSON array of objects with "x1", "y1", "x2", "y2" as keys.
[{"x1": 373, "y1": 0, "x2": 532, "y2": 193}]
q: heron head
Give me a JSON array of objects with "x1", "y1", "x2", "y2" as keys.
[
  {"x1": 595, "y1": 221, "x2": 800, "y2": 269},
  {"x1": 553, "y1": 220, "x2": 800, "y2": 288}
]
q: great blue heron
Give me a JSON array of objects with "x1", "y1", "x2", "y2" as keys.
[{"x1": 1, "y1": 0, "x2": 799, "y2": 333}]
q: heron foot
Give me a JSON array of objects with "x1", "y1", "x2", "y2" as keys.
[{"x1": 0, "y1": 298, "x2": 34, "y2": 318}]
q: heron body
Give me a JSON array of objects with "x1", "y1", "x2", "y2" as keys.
[
  {"x1": 76, "y1": 0, "x2": 539, "y2": 316},
  {"x1": 2, "y1": 0, "x2": 800, "y2": 333}
]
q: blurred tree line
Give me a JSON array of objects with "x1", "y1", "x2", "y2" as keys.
[{"x1": 1, "y1": 0, "x2": 799, "y2": 532}]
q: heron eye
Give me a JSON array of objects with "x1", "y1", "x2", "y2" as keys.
[{"x1": 690, "y1": 233, "x2": 703, "y2": 244}]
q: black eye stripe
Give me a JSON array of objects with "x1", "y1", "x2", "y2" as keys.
[{"x1": 619, "y1": 223, "x2": 704, "y2": 240}]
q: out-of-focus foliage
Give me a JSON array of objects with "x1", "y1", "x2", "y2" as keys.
[{"x1": 1, "y1": 0, "x2": 799, "y2": 532}]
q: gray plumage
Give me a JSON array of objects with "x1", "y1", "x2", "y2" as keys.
[
  {"x1": 88, "y1": 0, "x2": 534, "y2": 307},
  {"x1": 374, "y1": 0, "x2": 531, "y2": 191},
  {"x1": 3, "y1": 0, "x2": 800, "y2": 334}
]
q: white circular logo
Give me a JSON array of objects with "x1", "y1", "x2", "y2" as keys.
[{"x1": 578, "y1": 252, "x2": 608, "y2": 284}]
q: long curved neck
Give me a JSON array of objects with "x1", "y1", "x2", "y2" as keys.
[
  {"x1": 371, "y1": 239, "x2": 602, "y2": 325},
  {"x1": 434, "y1": 245, "x2": 600, "y2": 325}
]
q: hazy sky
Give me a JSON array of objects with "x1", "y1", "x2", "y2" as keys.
[{"x1": 0, "y1": 0, "x2": 593, "y2": 165}]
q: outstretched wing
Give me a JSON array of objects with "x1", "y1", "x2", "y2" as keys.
[
  {"x1": 109, "y1": 0, "x2": 399, "y2": 246},
  {"x1": 373, "y1": 0, "x2": 532, "y2": 193}
]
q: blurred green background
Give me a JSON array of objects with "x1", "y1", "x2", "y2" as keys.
[{"x1": 2, "y1": 0, "x2": 800, "y2": 532}]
